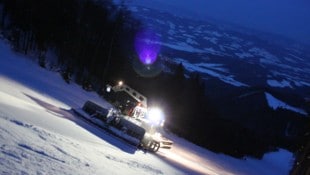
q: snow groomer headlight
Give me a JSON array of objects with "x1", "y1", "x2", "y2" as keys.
[{"x1": 147, "y1": 107, "x2": 165, "y2": 127}]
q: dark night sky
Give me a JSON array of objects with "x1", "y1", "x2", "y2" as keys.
[{"x1": 129, "y1": 0, "x2": 310, "y2": 45}]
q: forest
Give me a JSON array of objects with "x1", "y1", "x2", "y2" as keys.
[{"x1": 1, "y1": 0, "x2": 309, "y2": 158}]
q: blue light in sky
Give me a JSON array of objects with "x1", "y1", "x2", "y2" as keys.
[{"x1": 134, "y1": 29, "x2": 160, "y2": 65}]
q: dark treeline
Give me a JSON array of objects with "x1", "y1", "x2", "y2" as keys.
[
  {"x1": 290, "y1": 124, "x2": 310, "y2": 175},
  {"x1": 0, "y1": 0, "x2": 308, "y2": 159},
  {"x1": 1, "y1": 0, "x2": 140, "y2": 88}
]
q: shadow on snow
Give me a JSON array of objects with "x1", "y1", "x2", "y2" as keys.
[{"x1": 24, "y1": 93, "x2": 137, "y2": 154}]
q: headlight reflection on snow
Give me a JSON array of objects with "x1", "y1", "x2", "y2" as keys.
[{"x1": 157, "y1": 144, "x2": 227, "y2": 175}]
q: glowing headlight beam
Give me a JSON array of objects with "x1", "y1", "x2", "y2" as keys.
[{"x1": 147, "y1": 107, "x2": 164, "y2": 126}]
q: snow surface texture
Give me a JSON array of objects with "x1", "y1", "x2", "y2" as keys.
[{"x1": 0, "y1": 39, "x2": 294, "y2": 174}]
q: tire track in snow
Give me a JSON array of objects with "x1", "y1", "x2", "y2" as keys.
[
  {"x1": 105, "y1": 154, "x2": 163, "y2": 175},
  {"x1": 18, "y1": 143, "x2": 65, "y2": 163}
]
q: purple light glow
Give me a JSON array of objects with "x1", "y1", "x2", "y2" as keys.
[{"x1": 134, "y1": 30, "x2": 160, "y2": 65}]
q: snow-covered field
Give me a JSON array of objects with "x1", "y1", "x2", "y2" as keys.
[
  {"x1": 0, "y1": 38, "x2": 295, "y2": 174},
  {"x1": 126, "y1": 5, "x2": 310, "y2": 89},
  {"x1": 173, "y1": 58, "x2": 248, "y2": 87}
]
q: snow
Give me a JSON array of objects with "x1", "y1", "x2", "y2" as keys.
[
  {"x1": 283, "y1": 57, "x2": 297, "y2": 64},
  {"x1": 186, "y1": 38, "x2": 199, "y2": 46},
  {"x1": 196, "y1": 63, "x2": 229, "y2": 73},
  {"x1": 0, "y1": 38, "x2": 295, "y2": 175},
  {"x1": 167, "y1": 21, "x2": 176, "y2": 30},
  {"x1": 174, "y1": 58, "x2": 248, "y2": 87},
  {"x1": 203, "y1": 36, "x2": 218, "y2": 44},
  {"x1": 205, "y1": 30, "x2": 223, "y2": 38},
  {"x1": 227, "y1": 35, "x2": 243, "y2": 43},
  {"x1": 203, "y1": 47, "x2": 223, "y2": 55},
  {"x1": 0, "y1": 116, "x2": 177, "y2": 175},
  {"x1": 248, "y1": 47, "x2": 280, "y2": 65},
  {"x1": 270, "y1": 71, "x2": 310, "y2": 88},
  {"x1": 219, "y1": 45, "x2": 227, "y2": 51},
  {"x1": 128, "y1": 4, "x2": 310, "y2": 91},
  {"x1": 129, "y1": 6, "x2": 138, "y2": 12},
  {"x1": 0, "y1": 39, "x2": 184, "y2": 175},
  {"x1": 183, "y1": 33, "x2": 195, "y2": 39},
  {"x1": 287, "y1": 53, "x2": 304, "y2": 61},
  {"x1": 267, "y1": 79, "x2": 293, "y2": 88},
  {"x1": 265, "y1": 92, "x2": 308, "y2": 116},
  {"x1": 230, "y1": 43, "x2": 242, "y2": 49},
  {"x1": 293, "y1": 81, "x2": 310, "y2": 87},
  {"x1": 235, "y1": 52, "x2": 254, "y2": 59},
  {"x1": 155, "y1": 19, "x2": 166, "y2": 25},
  {"x1": 261, "y1": 149, "x2": 294, "y2": 174},
  {"x1": 168, "y1": 29, "x2": 176, "y2": 36},
  {"x1": 144, "y1": 36, "x2": 225, "y2": 55},
  {"x1": 222, "y1": 45, "x2": 238, "y2": 51},
  {"x1": 143, "y1": 39, "x2": 206, "y2": 53},
  {"x1": 162, "y1": 134, "x2": 294, "y2": 175},
  {"x1": 178, "y1": 29, "x2": 187, "y2": 33}
]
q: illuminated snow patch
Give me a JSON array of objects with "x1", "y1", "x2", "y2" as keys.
[
  {"x1": 144, "y1": 39, "x2": 205, "y2": 53},
  {"x1": 195, "y1": 63, "x2": 229, "y2": 73},
  {"x1": 230, "y1": 43, "x2": 241, "y2": 49},
  {"x1": 203, "y1": 36, "x2": 218, "y2": 44},
  {"x1": 205, "y1": 30, "x2": 222, "y2": 37},
  {"x1": 186, "y1": 38, "x2": 199, "y2": 45},
  {"x1": 174, "y1": 58, "x2": 248, "y2": 87},
  {"x1": 267, "y1": 80, "x2": 292, "y2": 88},
  {"x1": 265, "y1": 92, "x2": 308, "y2": 116},
  {"x1": 293, "y1": 81, "x2": 310, "y2": 87},
  {"x1": 203, "y1": 47, "x2": 222, "y2": 55},
  {"x1": 235, "y1": 52, "x2": 254, "y2": 59},
  {"x1": 288, "y1": 53, "x2": 304, "y2": 61},
  {"x1": 249, "y1": 47, "x2": 279, "y2": 65}
]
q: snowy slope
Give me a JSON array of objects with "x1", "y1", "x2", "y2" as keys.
[
  {"x1": 0, "y1": 39, "x2": 184, "y2": 175},
  {"x1": 0, "y1": 39, "x2": 295, "y2": 175}
]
